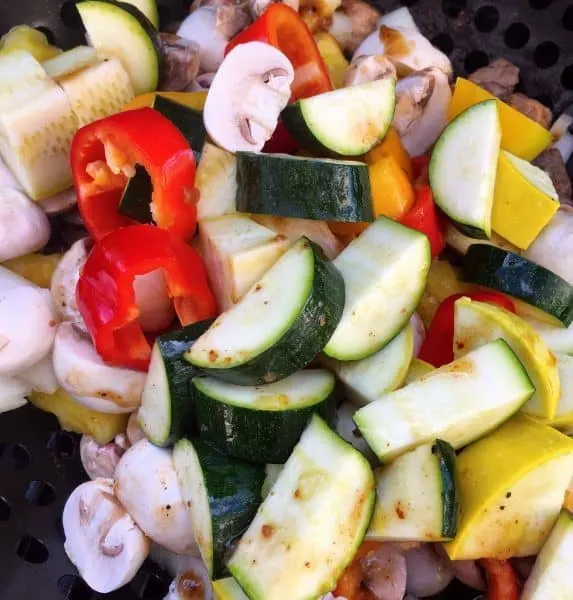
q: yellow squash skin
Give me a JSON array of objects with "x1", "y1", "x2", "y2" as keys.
[{"x1": 444, "y1": 415, "x2": 573, "y2": 560}]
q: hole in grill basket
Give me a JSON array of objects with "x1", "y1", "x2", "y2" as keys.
[
  {"x1": 563, "y1": 5, "x2": 573, "y2": 31},
  {"x1": 534, "y1": 94, "x2": 554, "y2": 110},
  {"x1": 562, "y1": 65, "x2": 573, "y2": 90},
  {"x1": 529, "y1": 0, "x2": 553, "y2": 8},
  {"x1": 55, "y1": 515, "x2": 66, "y2": 541},
  {"x1": 130, "y1": 562, "x2": 171, "y2": 600},
  {"x1": 431, "y1": 32, "x2": 454, "y2": 55},
  {"x1": 25, "y1": 480, "x2": 57, "y2": 507},
  {"x1": 441, "y1": 0, "x2": 466, "y2": 18},
  {"x1": 47, "y1": 430, "x2": 76, "y2": 458},
  {"x1": 400, "y1": 0, "x2": 420, "y2": 5},
  {"x1": 504, "y1": 23, "x2": 531, "y2": 49},
  {"x1": 57, "y1": 574, "x2": 94, "y2": 600},
  {"x1": 3, "y1": 442, "x2": 31, "y2": 470},
  {"x1": 464, "y1": 51, "x2": 489, "y2": 73},
  {"x1": 34, "y1": 26, "x2": 57, "y2": 45},
  {"x1": 534, "y1": 41, "x2": 560, "y2": 68},
  {"x1": 60, "y1": 1, "x2": 83, "y2": 29},
  {"x1": 474, "y1": 5, "x2": 499, "y2": 32},
  {"x1": 0, "y1": 496, "x2": 11, "y2": 521},
  {"x1": 16, "y1": 535, "x2": 49, "y2": 564}
]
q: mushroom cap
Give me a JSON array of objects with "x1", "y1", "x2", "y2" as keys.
[{"x1": 63, "y1": 478, "x2": 150, "y2": 594}]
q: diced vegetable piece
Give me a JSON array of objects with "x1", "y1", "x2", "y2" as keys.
[
  {"x1": 122, "y1": 0, "x2": 159, "y2": 28},
  {"x1": 367, "y1": 440, "x2": 459, "y2": 542},
  {"x1": 453, "y1": 298, "x2": 560, "y2": 420},
  {"x1": 491, "y1": 150, "x2": 559, "y2": 250},
  {"x1": 29, "y1": 389, "x2": 129, "y2": 444},
  {"x1": 138, "y1": 320, "x2": 213, "y2": 446},
  {"x1": 0, "y1": 26, "x2": 61, "y2": 62},
  {"x1": 199, "y1": 214, "x2": 290, "y2": 311},
  {"x1": 322, "y1": 323, "x2": 414, "y2": 406},
  {"x1": 462, "y1": 244, "x2": 573, "y2": 326},
  {"x1": 324, "y1": 216, "x2": 430, "y2": 361},
  {"x1": 42, "y1": 46, "x2": 99, "y2": 80},
  {"x1": 196, "y1": 142, "x2": 237, "y2": 220},
  {"x1": 368, "y1": 153, "x2": 415, "y2": 220},
  {"x1": 228, "y1": 415, "x2": 375, "y2": 600},
  {"x1": 404, "y1": 357, "x2": 434, "y2": 384},
  {"x1": 2, "y1": 253, "x2": 61, "y2": 288},
  {"x1": 213, "y1": 578, "x2": 250, "y2": 600},
  {"x1": 521, "y1": 511, "x2": 573, "y2": 600},
  {"x1": 173, "y1": 438, "x2": 265, "y2": 577},
  {"x1": 444, "y1": 415, "x2": 573, "y2": 560},
  {"x1": 354, "y1": 340, "x2": 534, "y2": 461},
  {"x1": 430, "y1": 100, "x2": 501, "y2": 238},
  {"x1": 236, "y1": 152, "x2": 372, "y2": 223},
  {"x1": 314, "y1": 32, "x2": 348, "y2": 88},
  {"x1": 193, "y1": 369, "x2": 336, "y2": 463},
  {"x1": 282, "y1": 78, "x2": 395, "y2": 156},
  {"x1": 365, "y1": 126, "x2": 413, "y2": 179},
  {"x1": 123, "y1": 90, "x2": 206, "y2": 111},
  {"x1": 448, "y1": 77, "x2": 552, "y2": 161},
  {"x1": 77, "y1": 0, "x2": 163, "y2": 95}
]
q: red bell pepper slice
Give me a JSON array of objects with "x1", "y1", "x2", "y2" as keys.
[
  {"x1": 72, "y1": 107, "x2": 198, "y2": 242},
  {"x1": 76, "y1": 224, "x2": 217, "y2": 371},
  {"x1": 411, "y1": 153, "x2": 431, "y2": 184},
  {"x1": 226, "y1": 4, "x2": 332, "y2": 102},
  {"x1": 481, "y1": 559, "x2": 520, "y2": 600},
  {"x1": 399, "y1": 184, "x2": 445, "y2": 258},
  {"x1": 419, "y1": 291, "x2": 516, "y2": 367}
]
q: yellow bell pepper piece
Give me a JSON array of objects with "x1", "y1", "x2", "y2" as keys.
[
  {"x1": 449, "y1": 78, "x2": 552, "y2": 161},
  {"x1": 444, "y1": 414, "x2": 573, "y2": 560},
  {"x1": 492, "y1": 150, "x2": 559, "y2": 250},
  {"x1": 314, "y1": 32, "x2": 348, "y2": 89},
  {"x1": 369, "y1": 154, "x2": 415, "y2": 219},
  {"x1": 124, "y1": 91, "x2": 207, "y2": 111},
  {"x1": 365, "y1": 127, "x2": 413, "y2": 179},
  {"x1": 30, "y1": 389, "x2": 129, "y2": 445},
  {"x1": 2, "y1": 253, "x2": 61, "y2": 288}
]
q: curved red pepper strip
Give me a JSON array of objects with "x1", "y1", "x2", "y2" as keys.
[
  {"x1": 481, "y1": 559, "x2": 520, "y2": 600},
  {"x1": 76, "y1": 224, "x2": 217, "y2": 371},
  {"x1": 226, "y1": 4, "x2": 332, "y2": 102},
  {"x1": 72, "y1": 108, "x2": 198, "y2": 242},
  {"x1": 419, "y1": 291, "x2": 516, "y2": 367}
]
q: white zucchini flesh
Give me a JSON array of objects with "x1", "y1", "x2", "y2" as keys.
[
  {"x1": 0, "y1": 373, "x2": 30, "y2": 413},
  {"x1": 0, "y1": 269, "x2": 58, "y2": 375},
  {"x1": 354, "y1": 340, "x2": 534, "y2": 461},
  {"x1": 521, "y1": 511, "x2": 573, "y2": 600},
  {"x1": 552, "y1": 354, "x2": 573, "y2": 430},
  {"x1": 228, "y1": 415, "x2": 375, "y2": 600},
  {"x1": 429, "y1": 100, "x2": 501, "y2": 238},
  {"x1": 527, "y1": 319, "x2": 573, "y2": 355},
  {"x1": 114, "y1": 440, "x2": 198, "y2": 555},
  {"x1": 52, "y1": 322, "x2": 146, "y2": 414},
  {"x1": 324, "y1": 323, "x2": 414, "y2": 406},
  {"x1": 188, "y1": 238, "x2": 315, "y2": 369},
  {"x1": 324, "y1": 216, "x2": 430, "y2": 361}
]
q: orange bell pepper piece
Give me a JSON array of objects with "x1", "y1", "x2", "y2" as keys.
[
  {"x1": 365, "y1": 127, "x2": 413, "y2": 179},
  {"x1": 369, "y1": 154, "x2": 415, "y2": 219}
]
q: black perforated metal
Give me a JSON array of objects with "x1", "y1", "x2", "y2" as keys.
[{"x1": 0, "y1": 0, "x2": 571, "y2": 598}]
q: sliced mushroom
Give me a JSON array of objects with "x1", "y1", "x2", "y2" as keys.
[
  {"x1": 343, "y1": 54, "x2": 396, "y2": 87},
  {"x1": 52, "y1": 322, "x2": 146, "y2": 414},
  {"x1": 468, "y1": 58, "x2": 519, "y2": 99},
  {"x1": 159, "y1": 33, "x2": 201, "y2": 92},
  {"x1": 379, "y1": 6, "x2": 419, "y2": 31},
  {"x1": 63, "y1": 478, "x2": 151, "y2": 594},
  {"x1": 0, "y1": 266, "x2": 58, "y2": 375},
  {"x1": 393, "y1": 67, "x2": 452, "y2": 157},
  {"x1": 203, "y1": 42, "x2": 294, "y2": 153},
  {"x1": 0, "y1": 187, "x2": 50, "y2": 261},
  {"x1": 507, "y1": 93, "x2": 552, "y2": 129},
  {"x1": 405, "y1": 544, "x2": 453, "y2": 597},
  {"x1": 114, "y1": 439, "x2": 198, "y2": 555},
  {"x1": 328, "y1": 0, "x2": 380, "y2": 54},
  {"x1": 80, "y1": 434, "x2": 130, "y2": 480},
  {"x1": 17, "y1": 354, "x2": 58, "y2": 394},
  {"x1": 50, "y1": 237, "x2": 91, "y2": 332},
  {"x1": 0, "y1": 373, "x2": 30, "y2": 414},
  {"x1": 533, "y1": 148, "x2": 572, "y2": 205},
  {"x1": 353, "y1": 25, "x2": 453, "y2": 80},
  {"x1": 37, "y1": 187, "x2": 77, "y2": 215},
  {"x1": 188, "y1": 72, "x2": 216, "y2": 92},
  {"x1": 126, "y1": 411, "x2": 146, "y2": 445},
  {"x1": 551, "y1": 105, "x2": 573, "y2": 164},
  {"x1": 163, "y1": 562, "x2": 212, "y2": 600}
]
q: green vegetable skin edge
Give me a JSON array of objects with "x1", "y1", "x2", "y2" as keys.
[{"x1": 433, "y1": 439, "x2": 460, "y2": 538}]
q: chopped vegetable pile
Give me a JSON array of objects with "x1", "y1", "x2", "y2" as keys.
[{"x1": 1, "y1": 1, "x2": 573, "y2": 599}]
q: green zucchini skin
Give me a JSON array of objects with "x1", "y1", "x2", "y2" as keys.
[
  {"x1": 462, "y1": 244, "x2": 573, "y2": 326},
  {"x1": 187, "y1": 241, "x2": 345, "y2": 386},
  {"x1": 175, "y1": 438, "x2": 265, "y2": 578},
  {"x1": 433, "y1": 439, "x2": 460, "y2": 539},
  {"x1": 235, "y1": 152, "x2": 373, "y2": 223},
  {"x1": 193, "y1": 372, "x2": 337, "y2": 463}
]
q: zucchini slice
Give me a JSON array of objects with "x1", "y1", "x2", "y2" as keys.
[
  {"x1": 354, "y1": 339, "x2": 534, "y2": 461},
  {"x1": 196, "y1": 142, "x2": 237, "y2": 221},
  {"x1": 213, "y1": 578, "x2": 249, "y2": 600},
  {"x1": 236, "y1": 152, "x2": 372, "y2": 223},
  {"x1": 228, "y1": 415, "x2": 375, "y2": 600},
  {"x1": 324, "y1": 216, "x2": 430, "y2": 361},
  {"x1": 122, "y1": 0, "x2": 159, "y2": 28},
  {"x1": 282, "y1": 78, "x2": 396, "y2": 156},
  {"x1": 77, "y1": 0, "x2": 163, "y2": 95},
  {"x1": 185, "y1": 237, "x2": 345, "y2": 385},
  {"x1": 462, "y1": 244, "x2": 573, "y2": 326},
  {"x1": 430, "y1": 100, "x2": 501, "y2": 238},
  {"x1": 138, "y1": 320, "x2": 213, "y2": 446},
  {"x1": 193, "y1": 369, "x2": 336, "y2": 463},
  {"x1": 367, "y1": 440, "x2": 459, "y2": 542},
  {"x1": 322, "y1": 323, "x2": 414, "y2": 406},
  {"x1": 173, "y1": 438, "x2": 265, "y2": 578}
]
